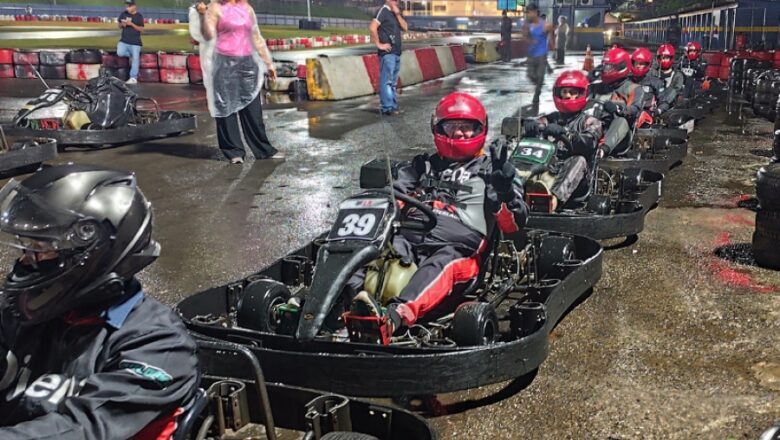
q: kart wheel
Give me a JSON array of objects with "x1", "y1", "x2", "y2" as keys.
[
  {"x1": 585, "y1": 194, "x2": 612, "y2": 215},
  {"x1": 67, "y1": 48, "x2": 102, "y2": 65},
  {"x1": 236, "y1": 279, "x2": 292, "y2": 333},
  {"x1": 320, "y1": 432, "x2": 380, "y2": 440},
  {"x1": 756, "y1": 164, "x2": 780, "y2": 210},
  {"x1": 536, "y1": 235, "x2": 576, "y2": 278},
  {"x1": 753, "y1": 210, "x2": 780, "y2": 270},
  {"x1": 451, "y1": 302, "x2": 499, "y2": 346},
  {"x1": 620, "y1": 168, "x2": 643, "y2": 195},
  {"x1": 160, "y1": 110, "x2": 182, "y2": 121}
]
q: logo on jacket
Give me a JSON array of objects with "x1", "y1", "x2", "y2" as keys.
[{"x1": 120, "y1": 360, "x2": 173, "y2": 387}]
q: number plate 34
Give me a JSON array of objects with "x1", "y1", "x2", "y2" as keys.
[{"x1": 327, "y1": 198, "x2": 390, "y2": 241}]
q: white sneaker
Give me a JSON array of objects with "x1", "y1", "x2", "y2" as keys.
[{"x1": 126, "y1": 78, "x2": 138, "y2": 84}]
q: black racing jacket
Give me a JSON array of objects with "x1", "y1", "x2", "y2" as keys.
[
  {"x1": 651, "y1": 67, "x2": 685, "y2": 108},
  {"x1": 588, "y1": 78, "x2": 646, "y2": 123},
  {"x1": 633, "y1": 74, "x2": 671, "y2": 112},
  {"x1": 0, "y1": 279, "x2": 200, "y2": 440},
  {"x1": 679, "y1": 57, "x2": 706, "y2": 82},
  {"x1": 394, "y1": 154, "x2": 528, "y2": 252},
  {"x1": 534, "y1": 111, "x2": 603, "y2": 164}
]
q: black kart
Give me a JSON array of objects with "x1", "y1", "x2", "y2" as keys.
[
  {"x1": 2, "y1": 72, "x2": 196, "y2": 148},
  {"x1": 177, "y1": 164, "x2": 603, "y2": 397},
  {"x1": 0, "y1": 126, "x2": 57, "y2": 177},
  {"x1": 500, "y1": 117, "x2": 663, "y2": 241}
]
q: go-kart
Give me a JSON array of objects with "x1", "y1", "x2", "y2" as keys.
[
  {"x1": 178, "y1": 337, "x2": 435, "y2": 439},
  {"x1": 1, "y1": 71, "x2": 196, "y2": 148},
  {"x1": 0, "y1": 126, "x2": 57, "y2": 177},
  {"x1": 177, "y1": 169, "x2": 603, "y2": 397},
  {"x1": 500, "y1": 117, "x2": 663, "y2": 241},
  {"x1": 600, "y1": 123, "x2": 689, "y2": 175}
]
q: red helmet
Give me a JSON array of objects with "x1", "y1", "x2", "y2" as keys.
[
  {"x1": 657, "y1": 44, "x2": 676, "y2": 69},
  {"x1": 431, "y1": 92, "x2": 487, "y2": 161},
  {"x1": 601, "y1": 47, "x2": 632, "y2": 84},
  {"x1": 553, "y1": 70, "x2": 589, "y2": 114},
  {"x1": 686, "y1": 41, "x2": 702, "y2": 61},
  {"x1": 631, "y1": 47, "x2": 653, "y2": 79}
]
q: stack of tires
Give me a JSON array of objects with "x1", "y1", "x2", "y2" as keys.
[
  {"x1": 139, "y1": 53, "x2": 159, "y2": 82},
  {"x1": 702, "y1": 52, "x2": 722, "y2": 79},
  {"x1": 751, "y1": 70, "x2": 780, "y2": 120},
  {"x1": 66, "y1": 49, "x2": 102, "y2": 81},
  {"x1": 754, "y1": 163, "x2": 780, "y2": 269},
  {"x1": 39, "y1": 50, "x2": 68, "y2": 79},
  {"x1": 743, "y1": 62, "x2": 771, "y2": 103},
  {"x1": 0, "y1": 48, "x2": 13, "y2": 78},
  {"x1": 187, "y1": 54, "x2": 202, "y2": 84},
  {"x1": 158, "y1": 52, "x2": 189, "y2": 84},
  {"x1": 13, "y1": 50, "x2": 39, "y2": 79},
  {"x1": 719, "y1": 53, "x2": 734, "y2": 82},
  {"x1": 730, "y1": 56, "x2": 746, "y2": 94},
  {"x1": 102, "y1": 52, "x2": 129, "y2": 81}
]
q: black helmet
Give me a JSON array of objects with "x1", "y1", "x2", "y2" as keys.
[{"x1": 0, "y1": 164, "x2": 159, "y2": 325}]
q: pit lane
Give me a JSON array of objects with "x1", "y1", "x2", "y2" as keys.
[{"x1": 0, "y1": 51, "x2": 777, "y2": 438}]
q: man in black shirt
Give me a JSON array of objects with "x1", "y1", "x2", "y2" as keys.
[
  {"x1": 500, "y1": 10, "x2": 512, "y2": 62},
  {"x1": 117, "y1": 0, "x2": 144, "y2": 84},
  {"x1": 370, "y1": 0, "x2": 407, "y2": 116}
]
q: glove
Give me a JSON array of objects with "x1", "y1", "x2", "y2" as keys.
[
  {"x1": 544, "y1": 123, "x2": 568, "y2": 139},
  {"x1": 653, "y1": 107, "x2": 664, "y2": 117},
  {"x1": 489, "y1": 144, "x2": 517, "y2": 200},
  {"x1": 523, "y1": 118, "x2": 541, "y2": 137},
  {"x1": 602, "y1": 101, "x2": 622, "y2": 115}
]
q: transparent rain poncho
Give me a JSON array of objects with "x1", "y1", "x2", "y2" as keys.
[{"x1": 189, "y1": 3, "x2": 267, "y2": 118}]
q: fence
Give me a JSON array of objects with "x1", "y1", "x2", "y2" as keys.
[{"x1": 0, "y1": 3, "x2": 370, "y2": 29}]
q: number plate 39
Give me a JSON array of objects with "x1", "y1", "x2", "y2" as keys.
[{"x1": 327, "y1": 198, "x2": 390, "y2": 241}]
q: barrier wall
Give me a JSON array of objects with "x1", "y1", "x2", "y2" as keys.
[
  {"x1": 306, "y1": 44, "x2": 470, "y2": 101},
  {"x1": 472, "y1": 39, "x2": 529, "y2": 63}
]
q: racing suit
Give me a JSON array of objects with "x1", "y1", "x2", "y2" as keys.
[
  {"x1": 651, "y1": 67, "x2": 685, "y2": 109},
  {"x1": 679, "y1": 57, "x2": 707, "y2": 99},
  {"x1": 526, "y1": 112, "x2": 603, "y2": 205},
  {"x1": 633, "y1": 74, "x2": 672, "y2": 114},
  {"x1": 0, "y1": 278, "x2": 200, "y2": 440},
  {"x1": 348, "y1": 154, "x2": 528, "y2": 326},
  {"x1": 587, "y1": 78, "x2": 646, "y2": 156}
]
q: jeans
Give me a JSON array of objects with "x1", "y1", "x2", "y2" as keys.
[
  {"x1": 116, "y1": 41, "x2": 141, "y2": 80},
  {"x1": 379, "y1": 53, "x2": 401, "y2": 113}
]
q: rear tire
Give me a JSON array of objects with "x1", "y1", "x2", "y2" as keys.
[
  {"x1": 753, "y1": 210, "x2": 780, "y2": 269},
  {"x1": 451, "y1": 302, "x2": 499, "y2": 346},
  {"x1": 236, "y1": 279, "x2": 292, "y2": 332}
]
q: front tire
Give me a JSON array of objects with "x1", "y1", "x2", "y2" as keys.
[{"x1": 451, "y1": 302, "x2": 499, "y2": 346}]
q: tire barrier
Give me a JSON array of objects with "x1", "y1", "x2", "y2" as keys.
[
  {"x1": 158, "y1": 52, "x2": 187, "y2": 70},
  {"x1": 160, "y1": 68, "x2": 189, "y2": 84},
  {"x1": 1, "y1": 14, "x2": 179, "y2": 24},
  {"x1": 13, "y1": 64, "x2": 37, "y2": 79},
  {"x1": 102, "y1": 53, "x2": 129, "y2": 69},
  {"x1": 138, "y1": 68, "x2": 160, "y2": 83},
  {"x1": 13, "y1": 50, "x2": 39, "y2": 66},
  {"x1": 0, "y1": 48, "x2": 15, "y2": 65},
  {"x1": 140, "y1": 53, "x2": 158, "y2": 69},
  {"x1": 39, "y1": 50, "x2": 68, "y2": 66},
  {"x1": 66, "y1": 63, "x2": 101, "y2": 81},
  {"x1": 0, "y1": 64, "x2": 13, "y2": 78},
  {"x1": 67, "y1": 49, "x2": 102, "y2": 65},
  {"x1": 306, "y1": 44, "x2": 469, "y2": 101},
  {"x1": 40, "y1": 64, "x2": 66, "y2": 80},
  {"x1": 104, "y1": 67, "x2": 129, "y2": 81}
]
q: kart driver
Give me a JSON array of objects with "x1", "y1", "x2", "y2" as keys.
[
  {"x1": 631, "y1": 47, "x2": 672, "y2": 116},
  {"x1": 587, "y1": 47, "x2": 646, "y2": 156},
  {"x1": 0, "y1": 165, "x2": 199, "y2": 440},
  {"x1": 523, "y1": 70, "x2": 604, "y2": 212},
  {"x1": 347, "y1": 92, "x2": 528, "y2": 340},
  {"x1": 679, "y1": 41, "x2": 708, "y2": 98},
  {"x1": 651, "y1": 44, "x2": 685, "y2": 107}
]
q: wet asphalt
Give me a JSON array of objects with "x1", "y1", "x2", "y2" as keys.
[{"x1": 0, "y1": 50, "x2": 778, "y2": 438}]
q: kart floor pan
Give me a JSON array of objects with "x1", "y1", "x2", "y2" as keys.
[
  {"x1": 525, "y1": 170, "x2": 663, "y2": 240},
  {"x1": 601, "y1": 142, "x2": 688, "y2": 174},
  {"x1": 0, "y1": 138, "x2": 57, "y2": 175},
  {"x1": 2, "y1": 114, "x2": 197, "y2": 148},
  {"x1": 177, "y1": 232, "x2": 603, "y2": 397}
]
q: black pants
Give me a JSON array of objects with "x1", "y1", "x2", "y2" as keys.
[
  {"x1": 501, "y1": 37, "x2": 511, "y2": 61},
  {"x1": 556, "y1": 47, "x2": 565, "y2": 64},
  {"x1": 215, "y1": 94, "x2": 277, "y2": 160}
]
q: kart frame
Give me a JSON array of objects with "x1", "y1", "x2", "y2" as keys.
[
  {"x1": 177, "y1": 229, "x2": 603, "y2": 398},
  {"x1": 0, "y1": 126, "x2": 57, "y2": 176}
]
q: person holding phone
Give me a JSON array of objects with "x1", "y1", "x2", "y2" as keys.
[
  {"x1": 117, "y1": 0, "x2": 144, "y2": 84},
  {"x1": 370, "y1": 0, "x2": 407, "y2": 116}
]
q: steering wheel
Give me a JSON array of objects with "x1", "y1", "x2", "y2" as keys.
[
  {"x1": 60, "y1": 85, "x2": 93, "y2": 104},
  {"x1": 379, "y1": 188, "x2": 437, "y2": 233}
]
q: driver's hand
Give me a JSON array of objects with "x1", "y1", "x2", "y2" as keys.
[
  {"x1": 602, "y1": 101, "x2": 622, "y2": 116},
  {"x1": 412, "y1": 154, "x2": 429, "y2": 176},
  {"x1": 523, "y1": 118, "x2": 541, "y2": 137},
  {"x1": 489, "y1": 144, "x2": 517, "y2": 199},
  {"x1": 544, "y1": 123, "x2": 567, "y2": 139}
]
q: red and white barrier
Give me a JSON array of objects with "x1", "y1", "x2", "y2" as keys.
[{"x1": 307, "y1": 44, "x2": 468, "y2": 101}]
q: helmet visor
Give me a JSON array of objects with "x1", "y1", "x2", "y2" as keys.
[{"x1": 0, "y1": 179, "x2": 102, "y2": 251}]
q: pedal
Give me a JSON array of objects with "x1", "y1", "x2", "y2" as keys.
[
  {"x1": 343, "y1": 313, "x2": 391, "y2": 345},
  {"x1": 526, "y1": 193, "x2": 554, "y2": 213}
]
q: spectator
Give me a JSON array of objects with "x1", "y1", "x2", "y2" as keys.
[
  {"x1": 370, "y1": 0, "x2": 408, "y2": 116},
  {"x1": 524, "y1": 3, "x2": 554, "y2": 104},
  {"x1": 500, "y1": 10, "x2": 512, "y2": 62},
  {"x1": 117, "y1": 0, "x2": 144, "y2": 85},
  {"x1": 555, "y1": 16, "x2": 569, "y2": 65},
  {"x1": 198, "y1": 0, "x2": 282, "y2": 164}
]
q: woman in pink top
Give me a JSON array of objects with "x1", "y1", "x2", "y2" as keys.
[{"x1": 198, "y1": 0, "x2": 282, "y2": 163}]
